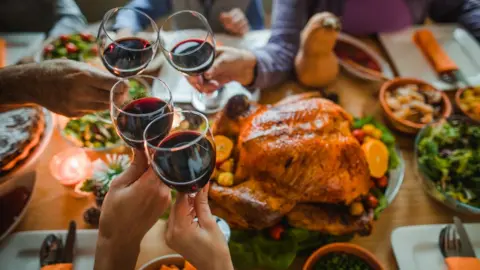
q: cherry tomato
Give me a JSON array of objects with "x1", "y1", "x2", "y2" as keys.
[
  {"x1": 375, "y1": 175, "x2": 388, "y2": 188},
  {"x1": 65, "y1": 43, "x2": 78, "y2": 53},
  {"x1": 59, "y1": 34, "x2": 70, "y2": 43},
  {"x1": 90, "y1": 46, "x2": 99, "y2": 55},
  {"x1": 43, "y1": 44, "x2": 55, "y2": 54},
  {"x1": 366, "y1": 194, "x2": 379, "y2": 208},
  {"x1": 80, "y1": 32, "x2": 93, "y2": 41},
  {"x1": 269, "y1": 224, "x2": 285, "y2": 240},
  {"x1": 352, "y1": 129, "x2": 366, "y2": 143}
]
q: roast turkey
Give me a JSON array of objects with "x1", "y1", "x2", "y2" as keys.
[{"x1": 210, "y1": 93, "x2": 374, "y2": 236}]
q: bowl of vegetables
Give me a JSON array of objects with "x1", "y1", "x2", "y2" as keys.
[
  {"x1": 41, "y1": 32, "x2": 98, "y2": 62},
  {"x1": 455, "y1": 86, "x2": 480, "y2": 122},
  {"x1": 415, "y1": 116, "x2": 480, "y2": 214},
  {"x1": 58, "y1": 111, "x2": 123, "y2": 152},
  {"x1": 380, "y1": 78, "x2": 452, "y2": 134},
  {"x1": 303, "y1": 243, "x2": 384, "y2": 270}
]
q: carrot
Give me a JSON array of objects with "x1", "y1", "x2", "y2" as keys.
[
  {"x1": 413, "y1": 29, "x2": 458, "y2": 73},
  {"x1": 0, "y1": 38, "x2": 6, "y2": 68}
]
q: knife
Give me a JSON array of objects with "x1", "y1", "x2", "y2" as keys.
[
  {"x1": 62, "y1": 220, "x2": 76, "y2": 263},
  {"x1": 453, "y1": 216, "x2": 477, "y2": 257}
]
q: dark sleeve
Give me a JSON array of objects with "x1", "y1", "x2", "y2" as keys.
[
  {"x1": 245, "y1": 0, "x2": 265, "y2": 30},
  {"x1": 429, "y1": 0, "x2": 480, "y2": 41},
  {"x1": 114, "y1": 0, "x2": 172, "y2": 31},
  {"x1": 50, "y1": 0, "x2": 87, "y2": 37},
  {"x1": 250, "y1": 0, "x2": 309, "y2": 89}
]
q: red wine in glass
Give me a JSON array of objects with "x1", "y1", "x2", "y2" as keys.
[
  {"x1": 152, "y1": 131, "x2": 215, "y2": 193},
  {"x1": 170, "y1": 38, "x2": 215, "y2": 76},
  {"x1": 102, "y1": 37, "x2": 154, "y2": 77},
  {"x1": 116, "y1": 97, "x2": 173, "y2": 149}
]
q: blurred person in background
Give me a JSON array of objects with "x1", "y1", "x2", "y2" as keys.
[
  {"x1": 114, "y1": 0, "x2": 265, "y2": 36},
  {"x1": 189, "y1": 0, "x2": 480, "y2": 91},
  {"x1": 0, "y1": 0, "x2": 87, "y2": 37}
]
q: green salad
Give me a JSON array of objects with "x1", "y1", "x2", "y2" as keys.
[
  {"x1": 417, "y1": 119, "x2": 480, "y2": 207},
  {"x1": 43, "y1": 33, "x2": 98, "y2": 61},
  {"x1": 63, "y1": 111, "x2": 121, "y2": 149}
]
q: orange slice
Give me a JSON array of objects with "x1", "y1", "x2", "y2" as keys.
[
  {"x1": 361, "y1": 139, "x2": 389, "y2": 178},
  {"x1": 214, "y1": 135, "x2": 233, "y2": 164},
  {"x1": 184, "y1": 261, "x2": 197, "y2": 270}
]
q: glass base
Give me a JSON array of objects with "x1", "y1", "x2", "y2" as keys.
[
  {"x1": 191, "y1": 88, "x2": 225, "y2": 114},
  {"x1": 191, "y1": 83, "x2": 253, "y2": 114}
]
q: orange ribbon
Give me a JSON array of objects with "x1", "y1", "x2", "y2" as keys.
[
  {"x1": 40, "y1": 263, "x2": 73, "y2": 270},
  {"x1": 445, "y1": 257, "x2": 480, "y2": 270}
]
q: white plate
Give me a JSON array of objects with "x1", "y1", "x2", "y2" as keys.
[
  {"x1": 336, "y1": 33, "x2": 394, "y2": 82},
  {"x1": 0, "y1": 230, "x2": 98, "y2": 269},
  {"x1": 379, "y1": 24, "x2": 480, "y2": 90},
  {"x1": 391, "y1": 223, "x2": 480, "y2": 270}
]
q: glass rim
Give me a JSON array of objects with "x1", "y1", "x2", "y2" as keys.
[
  {"x1": 100, "y1": 7, "x2": 160, "y2": 52},
  {"x1": 159, "y1": 10, "x2": 215, "y2": 57},
  {"x1": 144, "y1": 110, "x2": 210, "y2": 151},
  {"x1": 110, "y1": 75, "x2": 173, "y2": 117}
]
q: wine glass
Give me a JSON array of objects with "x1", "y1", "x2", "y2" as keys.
[
  {"x1": 159, "y1": 11, "x2": 222, "y2": 114},
  {"x1": 98, "y1": 7, "x2": 159, "y2": 77},
  {"x1": 111, "y1": 75, "x2": 174, "y2": 150},
  {"x1": 144, "y1": 111, "x2": 216, "y2": 195}
]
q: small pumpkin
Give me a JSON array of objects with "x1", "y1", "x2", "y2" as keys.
[{"x1": 295, "y1": 12, "x2": 341, "y2": 87}]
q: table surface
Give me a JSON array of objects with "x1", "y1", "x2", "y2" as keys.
[{"x1": 13, "y1": 37, "x2": 480, "y2": 270}]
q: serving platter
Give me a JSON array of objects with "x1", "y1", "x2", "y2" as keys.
[
  {"x1": 0, "y1": 230, "x2": 98, "y2": 269},
  {"x1": 0, "y1": 108, "x2": 54, "y2": 242},
  {"x1": 379, "y1": 24, "x2": 480, "y2": 91},
  {"x1": 391, "y1": 223, "x2": 480, "y2": 270},
  {"x1": 336, "y1": 33, "x2": 394, "y2": 82}
]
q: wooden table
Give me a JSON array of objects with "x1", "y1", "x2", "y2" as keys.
[{"x1": 14, "y1": 39, "x2": 480, "y2": 270}]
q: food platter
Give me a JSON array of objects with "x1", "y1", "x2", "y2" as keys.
[
  {"x1": 336, "y1": 33, "x2": 394, "y2": 82},
  {"x1": 0, "y1": 108, "x2": 54, "y2": 242},
  {"x1": 205, "y1": 94, "x2": 405, "y2": 269}
]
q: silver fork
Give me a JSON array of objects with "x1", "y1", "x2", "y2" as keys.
[{"x1": 439, "y1": 225, "x2": 462, "y2": 258}]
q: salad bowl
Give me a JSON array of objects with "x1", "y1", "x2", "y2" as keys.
[{"x1": 415, "y1": 116, "x2": 480, "y2": 215}]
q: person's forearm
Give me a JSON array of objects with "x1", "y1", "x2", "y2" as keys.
[
  {"x1": 250, "y1": 0, "x2": 306, "y2": 89},
  {"x1": 51, "y1": 0, "x2": 87, "y2": 37},
  {"x1": 429, "y1": 0, "x2": 480, "y2": 41},
  {"x1": 94, "y1": 236, "x2": 141, "y2": 270},
  {"x1": 0, "y1": 64, "x2": 37, "y2": 106}
]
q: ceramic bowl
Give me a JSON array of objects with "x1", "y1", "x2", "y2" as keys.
[
  {"x1": 303, "y1": 243, "x2": 384, "y2": 270},
  {"x1": 139, "y1": 254, "x2": 185, "y2": 270},
  {"x1": 379, "y1": 78, "x2": 452, "y2": 134},
  {"x1": 455, "y1": 87, "x2": 480, "y2": 123}
]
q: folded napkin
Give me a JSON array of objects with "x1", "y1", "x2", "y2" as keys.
[
  {"x1": 413, "y1": 29, "x2": 458, "y2": 73},
  {"x1": 445, "y1": 257, "x2": 480, "y2": 270},
  {"x1": 40, "y1": 263, "x2": 73, "y2": 270},
  {"x1": 0, "y1": 38, "x2": 5, "y2": 68}
]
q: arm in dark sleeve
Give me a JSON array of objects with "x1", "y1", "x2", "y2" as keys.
[
  {"x1": 429, "y1": 0, "x2": 480, "y2": 41},
  {"x1": 251, "y1": 0, "x2": 308, "y2": 89},
  {"x1": 114, "y1": 0, "x2": 172, "y2": 32},
  {"x1": 49, "y1": 0, "x2": 87, "y2": 37},
  {"x1": 245, "y1": 0, "x2": 265, "y2": 30}
]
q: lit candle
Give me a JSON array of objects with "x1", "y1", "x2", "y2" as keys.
[{"x1": 49, "y1": 148, "x2": 92, "y2": 186}]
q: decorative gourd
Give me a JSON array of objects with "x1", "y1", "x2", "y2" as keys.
[{"x1": 295, "y1": 12, "x2": 341, "y2": 87}]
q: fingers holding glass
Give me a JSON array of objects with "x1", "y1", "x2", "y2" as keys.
[{"x1": 144, "y1": 111, "x2": 216, "y2": 195}]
